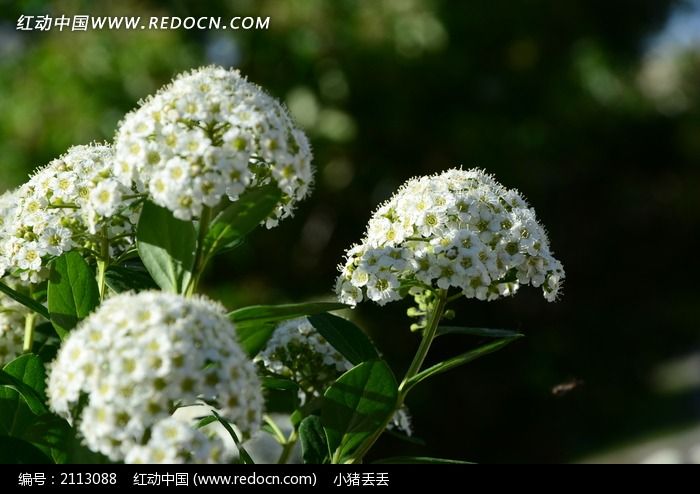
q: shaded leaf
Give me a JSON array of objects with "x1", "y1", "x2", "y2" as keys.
[
  {"x1": 262, "y1": 378, "x2": 300, "y2": 415},
  {"x1": 0, "y1": 355, "x2": 49, "y2": 439},
  {"x1": 322, "y1": 360, "x2": 398, "y2": 464},
  {"x1": 22, "y1": 414, "x2": 73, "y2": 464},
  {"x1": 137, "y1": 201, "x2": 196, "y2": 294},
  {"x1": 230, "y1": 302, "x2": 348, "y2": 358},
  {"x1": 0, "y1": 354, "x2": 49, "y2": 417},
  {"x1": 437, "y1": 326, "x2": 523, "y2": 339},
  {"x1": 104, "y1": 262, "x2": 158, "y2": 293},
  {"x1": 0, "y1": 436, "x2": 52, "y2": 464},
  {"x1": 309, "y1": 313, "x2": 378, "y2": 365},
  {"x1": 203, "y1": 184, "x2": 282, "y2": 261},
  {"x1": 229, "y1": 302, "x2": 348, "y2": 326},
  {"x1": 299, "y1": 415, "x2": 329, "y2": 464},
  {"x1": 33, "y1": 323, "x2": 61, "y2": 364}
]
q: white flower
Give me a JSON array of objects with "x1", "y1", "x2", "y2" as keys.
[
  {"x1": 336, "y1": 168, "x2": 565, "y2": 306},
  {"x1": 255, "y1": 317, "x2": 353, "y2": 399},
  {"x1": 115, "y1": 65, "x2": 314, "y2": 221},
  {"x1": 89, "y1": 180, "x2": 123, "y2": 217},
  {"x1": 0, "y1": 287, "x2": 30, "y2": 365},
  {"x1": 0, "y1": 190, "x2": 19, "y2": 278},
  {"x1": 47, "y1": 291, "x2": 263, "y2": 463},
  {"x1": 388, "y1": 406, "x2": 413, "y2": 437},
  {"x1": 125, "y1": 417, "x2": 231, "y2": 464},
  {"x1": 0, "y1": 145, "x2": 139, "y2": 282}
]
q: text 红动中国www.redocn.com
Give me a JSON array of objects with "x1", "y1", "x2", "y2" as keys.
[{"x1": 16, "y1": 15, "x2": 270, "y2": 31}]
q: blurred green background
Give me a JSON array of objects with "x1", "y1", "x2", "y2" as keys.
[{"x1": 2, "y1": 0, "x2": 700, "y2": 463}]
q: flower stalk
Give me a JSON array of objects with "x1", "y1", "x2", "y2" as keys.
[{"x1": 346, "y1": 289, "x2": 448, "y2": 464}]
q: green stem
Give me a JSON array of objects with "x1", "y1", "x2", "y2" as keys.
[
  {"x1": 186, "y1": 206, "x2": 212, "y2": 296},
  {"x1": 97, "y1": 228, "x2": 109, "y2": 300},
  {"x1": 277, "y1": 429, "x2": 298, "y2": 465},
  {"x1": 22, "y1": 284, "x2": 37, "y2": 352},
  {"x1": 398, "y1": 289, "x2": 448, "y2": 399},
  {"x1": 23, "y1": 313, "x2": 37, "y2": 353},
  {"x1": 346, "y1": 289, "x2": 448, "y2": 464},
  {"x1": 263, "y1": 415, "x2": 287, "y2": 445}
]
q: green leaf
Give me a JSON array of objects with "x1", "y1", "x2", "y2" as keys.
[
  {"x1": 0, "y1": 354, "x2": 49, "y2": 417},
  {"x1": 47, "y1": 252, "x2": 100, "y2": 338},
  {"x1": 261, "y1": 378, "x2": 300, "y2": 414},
  {"x1": 299, "y1": 415, "x2": 329, "y2": 464},
  {"x1": 210, "y1": 411, "x2": 255, "y2": 464},
  {"x1": 230, "y1": 302, "x2": 349, "y2": 358},
  {"x1": 137, "y1": 201, "x2": 196, "y2": 294},
  {"x1": 0, "y1": 355, "x2": 49, "y2": 438},
  {"x1": 203, "y1": 184, "x2": 282, "y2": 261},
  {"x1": 437, "y1": 326, "x2": 523, "y2": 339},
  {"x1": 404, "y1": 337, "x2": 521, "y2": 392},
  {"x1": 33, "y1": 323, "x2": 61, "y2": 364},
  {"x1": 373, "y1": 456, "x2": 474, "y2": 464},
  {"x1": 261, "y1": 377, "x2": 299, "y2": 391},
  {"x1": 322, "y1": 360, "x2": 398, "y2": 464},
  {"x1": 308, "y1": 313, "x2": 379, "y2": 365},
  {"x1": 21, "y1": 414, "x2": 73, "y2": 464},
  {"x1": 0, "y1": 436, "x2": 53, "y2": 463},
  {"x1": 195, "y1": 416, "x2": 218, "y2": 429},
  {"x1": 104, "y1": 262, "x2": 158, "y2": 293},
  {"x1": 236, "y1": 322, "x2": 277, "y2": 358},
  {"x1": 229, "y1": 301, "x2": 348, "y2": 326},
  {"x1": 0, "y1": 280, "x2": 50, "y2": 319}
]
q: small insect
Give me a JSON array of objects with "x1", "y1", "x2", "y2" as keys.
[{"x1": 552, "y1": 378, "x2": 584, "y2": 397}]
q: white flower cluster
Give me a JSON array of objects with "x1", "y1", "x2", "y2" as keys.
[
  {"x1": 0, "y1": 145, "x2": 138, "y2": 283},
  {"x1": 47, "y1": 291, "x2": 263, "y2": 463},
  {"x1": 336, "y1": 168, "x2": 565, "y2": 306},
  {"x1": 0, "y1": 190, "x2": 18, "y2": 279},
  {"x1": 115, "y1": 65, "x2": 314, "y2": 223},
  {"x1": 257, "y1": 317, "x2": 412, "y2": 436},
  {"x1": 0, "y1": 290, "x2": 28, "y2": 365},
  {"x1": 125, "y1": 417, "x2": 230, "y2": 464},
  {"x1": 256, "y1": 317, "x2": 352, "y2": 398}
]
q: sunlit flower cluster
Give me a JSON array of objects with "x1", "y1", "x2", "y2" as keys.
[
  {"x1": 47, "y1": 291, "x2": 263, "y2": 463},
  {"x1": 0, "y1": 190, "x2": 18, "y2": 279},
  {"x1": 256, "y1": 317, "x2": 352, "y2": 398},
  {"x1": 336, "y1": 168, "x2": 565, "y2": 306},
  {"x1": 0, "y1": 145, "x2": 139, "y2": 283},
  {"x1": 114, "y1": 65, "x2": 314, "y2": 223}
]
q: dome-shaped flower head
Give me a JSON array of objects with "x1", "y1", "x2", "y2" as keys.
[
  {"x1": 47, "y1": 291, "x2": 263, "y2": 463},
  {"x1": 255, "y1": 317, "x2": 352, "y2": 399},
  {"x1": 114, "y1": 65, "x2": 314, "y2": 223},
  {"x1": 0, "y1": 145, "x2": 139, "y2": 283},
  {"x1": 336, "y1": 168, "x2": 565, "y2": 306}
]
